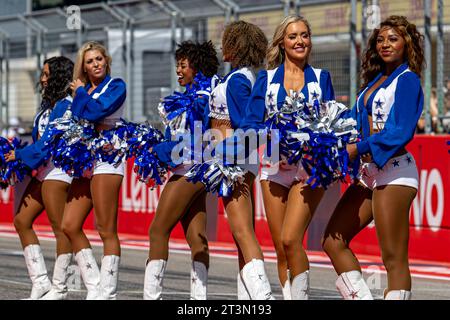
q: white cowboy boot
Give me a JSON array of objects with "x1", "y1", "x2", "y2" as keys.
[
  {"x1": 40, "y1": 253, "x2": 73, "y2": 300},
  {"x1": 281, "y1": 269, "x2": 292, "y2": 300},
  {"x1": 75, "y1": 248, "x2": 101, "y2": 300},
  {"x1": 336, "y1": 270, "x2": 373, "y2": 300},
  {"x1": 143, "y1": 259, "x2": 166, "y2": 300},
  {"x1": 97, "y1": 255, "x2": 120, "y2": 300},
  {"x1": 291, "y1": 270, "x2": 310, "y2": 300},
  {"x1": 190, "y1": 261, "x2": 207, "y2": 300},
  {"x1": 23, "y1": 244, "x2": 52, "y2": 299},
  {"x1": 384, "y1": 289, "x2": 412, "y2": 300},
  {"x1": 237, "y1": 272, "x2": 250, "y2": 300},
  {"x1": 241, "y1": 259, "x2": 275, "y2": 300}
]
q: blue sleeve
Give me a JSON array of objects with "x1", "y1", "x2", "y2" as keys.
[
  {"x1": 71, "y1": 78, "x2": 126, "y2": 122},
  {"x1": 202, "y1": 98, "x2": 210, "y2": 129},
  {"x1": 240, "y1": 70, "x2": 268, "y2": 131},
  {"x1": 193, "y1": 93, "x2": 210, "y2": 131},
  {"x1": 226, "y1": 73, "x2": 253, "y2": 129},
  {"x1": 15, "y1": 99, "x2": 71, "y2": 169},
  {"x1": 320, "y1": 70, "x2": 335, "y2": 101},
  {"x1": 194, "y1": 94, "x2": 209, "y2": 118},
  {"x1": 356, "y1": 72, "x2": 424, "y2": 167},
  {"x1": 153, "y1": 140, "x2": 179, "y2": 168},
  {"x1": 340, "y1": 101, "x2": 357, "y2": 120}
]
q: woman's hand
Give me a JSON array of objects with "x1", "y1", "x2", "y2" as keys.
[
  {"x1": 347, "y1": 143, "x2": 372, "y2": 163},
  {"x1": 4, "y1": 150, "x2": 15, "y2": 162},
  {"x1": 70, "y1": 79, "x2": 85, "y2": 97}
]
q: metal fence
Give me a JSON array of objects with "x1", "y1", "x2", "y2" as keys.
[{"x1": 0, "y1": 0, "x2": 448, "y2": 134}]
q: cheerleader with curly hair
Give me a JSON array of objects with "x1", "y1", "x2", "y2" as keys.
[
  {"x1": 322, "y1": 16, "x2": 424, "y2": 300},
  {"x1": 4, "y1": 56, "x2": 74, "y2": 299},
  {"x1": 188, "y1": 21, "x2": 274, "y2": 300},
  {"x1": 143, "y1": 41, "x2": 219, "y2": 300}
]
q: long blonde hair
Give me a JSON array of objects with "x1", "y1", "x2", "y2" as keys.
[
  {"x1": 266, "y1": 15, "x2": 312, "y2": 70},
  {"x1": 73, "y1": 41, "x2": 112, "y2": 83}
]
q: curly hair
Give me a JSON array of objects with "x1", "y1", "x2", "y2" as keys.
[
  {"x1": 266, "y1": 15, "x2": 312, "y2": 70},
  {"x1": 222, "y1": 21, "x2": 268, "y2": 69},
  {"x1": 361, "y1": 15, "x2": 424, "y2": 89},
  {"x1": 175, "y1": 40, "x2": 219, "y2": 77},
  {"x1": 40, "y1": 56, "x2": 74, "y2": 110}
]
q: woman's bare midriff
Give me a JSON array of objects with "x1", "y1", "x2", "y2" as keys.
[{"x1": 210, "y1": 119, "x2": 234, "y2": 144}]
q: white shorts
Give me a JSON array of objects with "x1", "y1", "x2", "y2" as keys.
[
  {"x1": 260, "y1": 162, "x2": 309, "y2": 188},
  {"x1": 87, "y1": 160, "x2": 125, "y2": 177},
  {"x1": 35, "y1": 162, "x2": 73, "y2": 184},
  {"x1": 359, "y1": 153, "x2": 419, "y2": 190}
]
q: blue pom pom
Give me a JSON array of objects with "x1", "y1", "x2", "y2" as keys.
[
  {"x1": 265, "y1": 94, "x2": 360, "y2": 189},
  {"x1": 46, "y1": 118, "x2": 96, "y2": 178},
  {"x1": 0, "y1": 137, "x2": 31, "y2": 188},
  {"x1": 117, "y1": 120, "x2": 168, "y2": 188},
  {"x1": 185, "y1": 160, "x2": 245, "y2": 197}
]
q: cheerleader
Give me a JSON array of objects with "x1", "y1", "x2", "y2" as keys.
[
  {"x1": 61, "y1": 41, "x2": 126, "y2": 300},
  {"x1": 241, "y1": 15, "x2": 335, "y2": 300},
  {"x1": 143, "y1": 41, "x2": 219, "y2": 300},
  {"x1": 321, "y1": 16, "x2": 424, "y2": 300},
  {"x1": 196, "y1": 21, "x2": 273, "y2": 300},
  {"x1": 4, "y1": 56, "x2": 74, "y2": 299}
]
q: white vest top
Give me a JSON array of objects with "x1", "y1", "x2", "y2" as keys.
[
  {"x1": 264, "y1": 66, "x2": 323, "y2": 120},
  {"x1": 94, "y1": 78, "x2": 125, "y2": 126},
  {"x1": 208, "y1": 67, "x2": 256, "y2": 121},
  {"x1": 358, "y1": 68, "x2": 411, "y2": 131}
]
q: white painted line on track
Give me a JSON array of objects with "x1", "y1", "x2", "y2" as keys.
[{"x1": 1, "y1": 230, "x2": 450, "y2": 282}]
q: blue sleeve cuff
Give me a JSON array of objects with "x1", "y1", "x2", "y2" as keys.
[
  {"x1": 153, "y1": 141, "x2": 178, "y2": 168},
  {"x1": 356, "y1": 140, "x2": 370, "y2": 155},
  {"x1": 72, "y1": 87, "x2": 91, "y2": 116},
  {"x1": 15, "y1": 148, "x2": 23, "y2": 161}
]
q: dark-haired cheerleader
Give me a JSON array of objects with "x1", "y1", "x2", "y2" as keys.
[
  {"x1": 143, "y1": 40, "x2": 219, "y2": 300},
  {"x1": 187, "y1": 21, "x2": 274, "y2": 300},
  {"x1": 4, "y1": 56, "x2": 74, "y2": 299},
  {"x1": 322, "y1": 16, "x2": 424, "y2": 300}
]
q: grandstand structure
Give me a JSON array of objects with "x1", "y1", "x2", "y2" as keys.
[{"x1": 0, "y1": 0, "x2": 448, "y2": 134}]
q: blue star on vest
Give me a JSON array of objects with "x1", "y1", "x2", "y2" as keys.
[
  {"x1": 311, "y1": 91, "x2": 319, "y2": 99},
  {"x1": 406, "y1": 156, "x2": 412, "y2": 164},
  {"x1": 374, "y1": 98, "x2": 383, "y2": 109},
  {"x1": 268, "y1": 91, "x2": 274, "y2": 101},
  {"x1": 376, "y1": 165, "x2": 383, "y2": 171},
  {"x1": 393, "y1": 159, "x2": 400, "y2": 167},
  {"x1": 210, "y1": 104, "x2": 216, "y2": 112},
  {"x1": 268, "y1": 102, "x2": 275, "y2": 112},
  {"x1": 218, "y1": 104, "x2": 226, "y2": 113},
  {"x1": 375, "y1": 110, "x2": 384, "y2": 121},
  {"x1": 210, "y1": 92, "x2": 215, "y2": 103}
]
